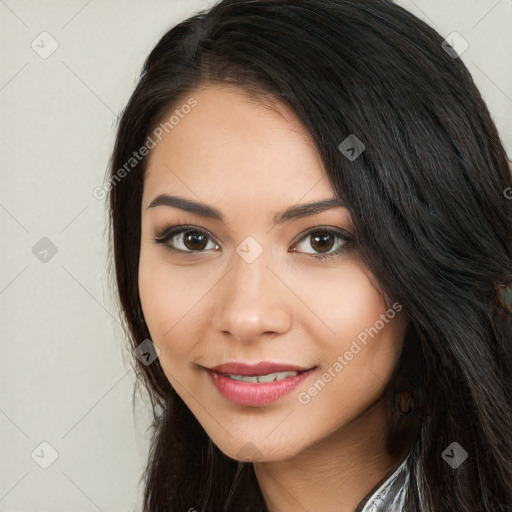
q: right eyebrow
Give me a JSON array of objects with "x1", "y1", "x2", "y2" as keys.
[{"x1": 147, "y1": 194, "x2": 223, "y2": 220}]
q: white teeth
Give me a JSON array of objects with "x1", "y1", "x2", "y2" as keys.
[
  {"x1": 257, "y1": 373, "x2": 278, "y2": 383},
  {"x1": 226, "y1": 371, "x2": 298, "y2": 383},
  {"x1": 228, "y1": 374, "x2": 259, "y2": 383}
]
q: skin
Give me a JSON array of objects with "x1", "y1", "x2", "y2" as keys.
[{"x1": 138, "y1": 84, "x2": 410, "y2": 512}]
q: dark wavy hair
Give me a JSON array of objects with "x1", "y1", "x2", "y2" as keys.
[{"x1": 105, "y1": 0, "x2": 512, "y2": 510}]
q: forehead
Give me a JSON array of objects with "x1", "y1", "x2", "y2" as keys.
[{"x1": 143, "y1": 84, "x2": 332, "y2": 201}]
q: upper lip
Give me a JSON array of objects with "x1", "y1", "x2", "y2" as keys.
[{"x1": 207, "y1": 361, "x2": 315, "y2": 376}]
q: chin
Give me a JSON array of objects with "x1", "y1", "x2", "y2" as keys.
[{"x1": 212, "y1": 434, "x2": 305, "y2": 464}]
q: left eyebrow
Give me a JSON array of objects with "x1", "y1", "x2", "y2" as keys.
[
  {"x1": 146, "y1": 194, "x2": 345, "y2": 224},
  {"x1": 273, "y1": 198, "x2": 345, "y2": 224}
]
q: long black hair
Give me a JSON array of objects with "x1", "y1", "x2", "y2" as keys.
[{"x1": 106, "y1": 1, "x2": 512, "y2": 510}]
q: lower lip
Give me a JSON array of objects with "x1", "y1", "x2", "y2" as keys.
[{"x1": 206, "y1": 368, "x2": 316, "y2": 407}]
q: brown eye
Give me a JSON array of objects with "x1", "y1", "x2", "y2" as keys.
[
  {"x1": 154, "y1": 226, "x2": 220, "y2": 254},
  {"x1": 291, "y1": 227, "x2": 353, "y2": 260},
  {"x1": 309, "y1": 231, "x2": 335, "y2": 253},
  {"x1": 182, "y1": 230, "x2": 209, "y2": 251}
]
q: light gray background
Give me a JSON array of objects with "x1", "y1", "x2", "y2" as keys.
[{"x1": 1, "y1": 1, "x2": 511, "y2": 510}]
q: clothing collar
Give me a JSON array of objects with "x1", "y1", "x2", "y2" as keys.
[{"x1": 355, "y1": 450, "x2": 412, "y2": 512}]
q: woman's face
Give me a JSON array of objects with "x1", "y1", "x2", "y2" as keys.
[{"x1": 138, "y1": 84, "x2": 408, "y2": 462}]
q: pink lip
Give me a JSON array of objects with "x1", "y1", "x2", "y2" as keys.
[
  {"x1": 205, "y1": 366, "x2": 317, "y2": 407},
  {"x1": 208, "y1": 361, "x2": 311, "y2": 376}
]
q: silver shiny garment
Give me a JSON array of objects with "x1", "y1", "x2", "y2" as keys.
[{"x1": 356, "y1": 450, "x2": 411, "y2": 512}]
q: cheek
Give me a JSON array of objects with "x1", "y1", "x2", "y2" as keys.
[
  {"x1": 138, "y1": 248, "x2": 216, "y2": 370},
  {"x1": 297, "y1": 263, "x2": 404, "y2": 403},
  {"x1": 138, "y1": 266, "x2": 188, "y2": 390},
  {"x1": 138, "y1": 252, "x2": 165, "y2": 333},
  {"x1": 298, "y1": 260, "x2": 391, "y2": 346},
  {"x1": 138, "y1": 250, "x2": 185, "y2": 353},
  {"x1": 297, "y1": 319, "x2": 404, "y2": 431}
]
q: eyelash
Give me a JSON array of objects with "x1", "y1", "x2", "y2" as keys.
[{"x1": 153, "y1": 224, "x2": 355, "y2": 261}]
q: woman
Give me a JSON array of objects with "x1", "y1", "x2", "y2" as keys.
[{"x1": 105, "y1": 0, "x2": 512, "y2": 510}]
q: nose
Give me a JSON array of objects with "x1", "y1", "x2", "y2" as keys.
[{"x1": 212, "y1": 248, "x2": 293, "y2": 344}]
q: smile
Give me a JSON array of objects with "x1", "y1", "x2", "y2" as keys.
[
  {"x1": 206, "y1": 367, "x2": 317, "y2": 406},
  {"x1": 225, "y1": 371, "x2": 299, "y2": 383}
]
